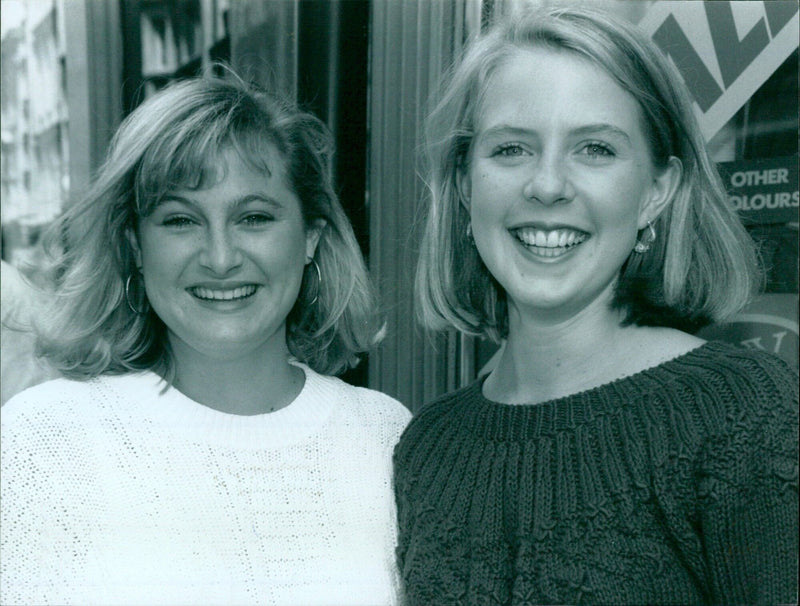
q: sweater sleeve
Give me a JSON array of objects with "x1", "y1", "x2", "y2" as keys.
[{"x1": 696, "y1": 353, "x2": 798, "y2": 605}]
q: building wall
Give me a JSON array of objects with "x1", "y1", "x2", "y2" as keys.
[{"x1": 1, "y1": 0, "x2": 68, "y2": 268}]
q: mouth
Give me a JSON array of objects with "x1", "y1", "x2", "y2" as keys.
[
  {"x1": 188, "y1": 284, "x2": 259, "y2": 301},
  {"x1": 510, "y1": 226, "x2": 589, "y2": 258}
]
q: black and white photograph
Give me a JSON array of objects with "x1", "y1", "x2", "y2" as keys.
[{"x1": 1, "y1": 1, "x2": 797, "y2": 604}]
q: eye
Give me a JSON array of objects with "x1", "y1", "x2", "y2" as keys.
[
  {"x1": 161, "y1": 215, "x2": 196, "y2": 229},
  {"x1": 493, "y1": 143, "x2": 529, "y2": 158},
  {"x1": 240, "y1": 213, "x2": 273, "y2": 227},
  {"x1": 581, "y1": 141, "x2": 614, "y2": 158}
]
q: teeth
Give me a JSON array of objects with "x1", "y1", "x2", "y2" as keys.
[
  {"x1": 513, "y1": 227, "x2": 587, "y2": 249},
  {"x1": 191, "y1": 285, "x2": 257, "y2": 301}
]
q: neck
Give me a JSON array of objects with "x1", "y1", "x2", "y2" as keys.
[
  {"x1": 169, "y1": 343, "x2": 304, "y2": 416},
  {"x1": 484, "y1": 301, "x2": 654, "y2": 405}
]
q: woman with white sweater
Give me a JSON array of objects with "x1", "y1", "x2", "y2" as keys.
[{"x1": 1, "y1": 72, "x2": 410, "y2": 605}]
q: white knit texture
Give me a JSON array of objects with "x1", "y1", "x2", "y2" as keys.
[{"x1": 1, "y1": 364, "x2": 411, "y2": 606}]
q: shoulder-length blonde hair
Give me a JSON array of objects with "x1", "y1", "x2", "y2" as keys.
[
  {"x1": 416, "y1": 5, "x2": 761, "y2": 341},
  {"x1": 36, "y1": 71, "x2": 381, "y2": 379}
]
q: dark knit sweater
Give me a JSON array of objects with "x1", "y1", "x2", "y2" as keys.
[{"x1": 394, "y1": 342, "x2": 798, "y2": 605}]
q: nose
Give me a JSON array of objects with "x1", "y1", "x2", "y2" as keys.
[
  {"x1": 198, "y1": 226, "x2": 244, "y2": 275},
  {"x1": 522, "y1": 151, "x2": 573, "y2": 205}
]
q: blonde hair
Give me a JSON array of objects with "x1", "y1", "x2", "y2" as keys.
[
  {"x1": 416, "y1": 5, "x2": 761, "y2": 341},
  {"x1": 36, "y1": 71, "x2": 381, "y2": 379}
]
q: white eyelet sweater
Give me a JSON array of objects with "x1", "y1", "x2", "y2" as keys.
[{"x1": 1, "y1": 364, "x2": 411, "y2": 606}]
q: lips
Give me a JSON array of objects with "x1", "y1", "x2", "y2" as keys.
[
  {"x1": 511, "y1": 226, "x2": 589, "y2": 251},
  {"x1": 188, "y1": 285, "x2": 258, "y2": 301}
]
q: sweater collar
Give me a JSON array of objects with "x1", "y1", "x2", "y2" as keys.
[{"x1": 102, "y1": 363, "x2": 342, "y2": 449}]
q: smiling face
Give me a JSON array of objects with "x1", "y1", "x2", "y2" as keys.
[
  {"x1": 461, "y1": 47, "x2": 677, "y2": 325},
  {"x1": 132, "y1": 146, "x2": 321, "y2": 364}
]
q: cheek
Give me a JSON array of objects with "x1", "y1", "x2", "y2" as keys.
[
  {"x1": 251, "y1": 230, "x2": 308, "y2": 275},
  {"x1": 139, "y1": 237, "x2": 189, "y2": 280},
  {"x1": 472, "y1": 166, "x2": 510, "y2": 193},
  {"x1": 600, "y1": 182, "x2": 650, "y2": 229},
  {"x1": 137, "y1": 233, "x2": 198, "y2": 302},
  {"x1": 469, "y1": 168, "x2": 512, "y2": 218}
]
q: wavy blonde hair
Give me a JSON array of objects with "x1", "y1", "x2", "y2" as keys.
[{"x1": 35, "y1": 71, "x2": 381, "y2": 379}]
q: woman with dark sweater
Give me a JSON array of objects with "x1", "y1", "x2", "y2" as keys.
[{"x1": 395, "y1": 6, "x2": 798, "y2": 605}]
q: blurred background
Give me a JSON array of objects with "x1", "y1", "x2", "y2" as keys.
[{"x1": 1, "y1": 0, "x2": 797, "y2": 410}]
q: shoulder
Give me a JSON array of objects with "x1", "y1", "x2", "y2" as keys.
[
  {"x1": 717, "y1": 340, "x2": 797, "y2": 378},
  {"x1": 684, "y1": 343, "x2": 798, "y2": 490},
  {"x1": 3, "y1": 376, "x2": 98, "y2": 417},
  {"x1": 1, "y1": 378, "x2": 102, "y2": 475},
  {"x1": 2, "y1": 372, "x2": 163, "y2": 430},
  {"x1": 394, "y1": 381, "x2": 482, "y2": 460},
  {"x1": 349, "y1": 384, "x2": 413, "y2": 425},
  {"x1": 684, "y1": 341, "x2": 798, "y2": 404},
  {"x1": 412, "y1": 380, "x2": 483, "y2": 424},
  {"x1": 671, "y1": 341, "x2": 797, "y2": 458},
  {"x1": 646, "y1": 341, "x2": 798, "y2": 433},
  {"x1": 299, "y1": 364, "x2": 412, "y2": 430}
]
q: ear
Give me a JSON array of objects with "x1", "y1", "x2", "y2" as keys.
[
  {"x1": 639, "y1": 156, "x2": 681, "y2": 228},
  {"x1": 126, "y1": 227, "x2": 143, "y2": 270},
  {"x1": 305, "y1": 218, "x2": 326, "y2": 261}
]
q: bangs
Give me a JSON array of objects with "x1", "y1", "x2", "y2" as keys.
[{"x1": 134, "y1": 102, "x2": 283, "y2": 216}]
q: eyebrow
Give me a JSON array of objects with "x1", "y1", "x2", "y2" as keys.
[
  {"x1": 157, "y1": 193, "x2": 286, "y2": 210},
  {"x1": 479, "y1": 122, "x2": 632, "y2": 144},
  {"x1": 570, "y1": 123, "x2": 632, "y2": 144},
  {"x1": 477, "y1": 125, "x2": 532, "y2": 140}
]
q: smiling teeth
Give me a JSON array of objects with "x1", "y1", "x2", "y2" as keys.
[
  {"x1": 191, "y1": 285, "x2": 257, "y2": 300},
  {"x1": 513, "y1": 227, "x2": 588, "y2": 248}
]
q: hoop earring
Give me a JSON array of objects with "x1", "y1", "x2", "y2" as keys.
[
  {"x1": 634, "y1": 221, "x2": 657, "y2": 253},
  {"x1": 305, "y1": 258, "x2": 322, "y2": 306},
  {"x1": 125, "y1": 274, "x2": 149, "y2": 315}
]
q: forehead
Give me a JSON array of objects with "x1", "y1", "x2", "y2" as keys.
[
  {"x1": 157, "y1": 145, "x2": 304, "y2": 217},
  {"x1": 178, "y1": 144, "x2": 299, "y2": 205},
  {"x1": 476, "y1": 47, "x2": 645, "y2": 136},
  {"x1": 138, "y1": 139, "x2": 300, "y2": 219},
  {"x1": 198, "y1": 143, "x2": 288, "y2": 188},
  {"x1": 137, "y1": 124, "x2": 288, "y2": 207},
  {"x1": 147, "y1": 138, "x2": 290, "y2": 197}
]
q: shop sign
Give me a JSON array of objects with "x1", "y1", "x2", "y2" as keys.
[
  {"x1": 717, "y1": 156, "x2": 799, "y2": 225},
  {"x1": 639, "y1": 1, "x2": 799, "y2": 140}
]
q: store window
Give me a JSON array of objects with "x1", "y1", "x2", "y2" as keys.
[
  {"x1": 637, "y1": 1, "x2": 799, "y2": 368},
  {"x1": 121, "y1": 0, "x2": 230, "y2": 111}
]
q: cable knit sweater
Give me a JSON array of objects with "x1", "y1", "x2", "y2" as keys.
[
  {"x1": 1, "y1": 363, "x2": 411, "y2": 606},
  {"x1": 394, "y1": 342, "x2": 798, "y2": 605}
]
